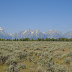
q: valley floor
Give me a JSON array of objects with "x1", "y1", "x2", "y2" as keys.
[{"x1": 0, "y1": 41, "x2": 72, "y2": 72}]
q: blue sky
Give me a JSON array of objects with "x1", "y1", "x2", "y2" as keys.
[{"x1": 0, "y1": 0, "x2": 72, "y2": 34}]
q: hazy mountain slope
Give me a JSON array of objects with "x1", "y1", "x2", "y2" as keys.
[
  {"x1": 64, "y1": 31, "x2": 72, "y2": 38},
  {"x1": 13, "y1": 30, "x2": 45, "y2": 39},
  {"x1": 46, "y1": 29, "x2": 63, "y2": 39},
  {"x1": 0, "y1": 27, "x2": 72, "y2": 39},
  {"x1": 0, "y1": 27, "x2": 12, "y2": 39}
]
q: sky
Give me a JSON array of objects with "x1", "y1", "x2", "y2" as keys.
[{"x1": 0, "y1": 0, "x2": 72, "y2": 34}]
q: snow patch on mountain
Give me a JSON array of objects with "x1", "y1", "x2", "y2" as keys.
[
  {"x1": 0, "y1": 27, "x2": 3, "y2": 31},
  {"x1": 0, "y1": 27, "x2": 72, "y2": 39}
]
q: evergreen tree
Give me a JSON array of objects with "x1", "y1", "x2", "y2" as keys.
[
  {"x1": 0, "y1": 38, "x2": 1, "y2": 41},
  {"x1": 41, "y1": 38, "x2": 44, "y2": 41},
  {"x1": 37, "y1": 38, "x2": 41, "y2": 41},
  {"x1": 17, "y1": 39, "x2": 18, "y2": 41}
]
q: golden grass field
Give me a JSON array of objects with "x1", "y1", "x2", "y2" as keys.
[{"x1": 0, "y1": 41, "x2": 72, "y2": 72}]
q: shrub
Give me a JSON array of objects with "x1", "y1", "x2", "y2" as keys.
[
  {"x1": 5, "y1": 56, "x2": 18, "y2": 65},
  {"x1": 20, "y1": 64, "x2": 27, "y2": 69}
]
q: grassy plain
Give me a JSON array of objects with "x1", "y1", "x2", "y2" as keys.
[{"x1": 0, "y1": 41, "x2": 72, "y2": 72}]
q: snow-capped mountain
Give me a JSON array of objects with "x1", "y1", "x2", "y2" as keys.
[
  {"x1": 13, "y1": 30, "x2": 45, "y2": 39},
  {"x1": 0, "y1": 27, "x2": 72, "y2": 39},
  {"x1": 0, "y1": 27, "x2": 4, "y2": 31},
  {"x1": 46, "y1": 29, "x2": 63, "y2": 39},
  {"x1": 12, "y1": 29, "x2": 64, "y2": 39},
  {"x1": 0, "y1": 27, "x2": 12, "y2": 39},
  {"x1": 63, "y1": 31, "x2": 72, "y2": 38}
]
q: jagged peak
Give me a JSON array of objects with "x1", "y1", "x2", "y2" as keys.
[
  {"x1": 33, "y1": 30, "x2": 40, "y2": 33},
  {"x1": 48, "y1": 29, "x2": 62, "y2": 34},
  {"x1": 0, "y1": 27, "x2": 3, "y2": 31}
]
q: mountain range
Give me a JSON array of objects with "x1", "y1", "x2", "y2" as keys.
[{"x1": 0, "y1": 27, "x2": 72, "y2": 39}]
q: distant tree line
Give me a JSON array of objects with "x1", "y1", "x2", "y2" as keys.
[{"x1": 0, "y1": 38, "x2": 72, "y2": 41}]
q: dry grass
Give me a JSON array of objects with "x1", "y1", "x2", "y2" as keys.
[{"x1": 0, "y1": 41, "x2": 72, "y2": 72}]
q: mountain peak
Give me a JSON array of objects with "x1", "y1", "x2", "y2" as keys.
[
  {"x1": 0, "y1": 28, "x2": 72, "y2": 39},
  {"x1": 0, "y1": 27, "x2": 3, "y2": 31},
  {"x1": 34, "y1": 30, "x2": 40, "y2": 33},
  {"x1": 48, "y1": 29, "x2": 57, "y2": 34},
  {"x1": 48, "y1": 29, "x2": 62, "y2": 34}
]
